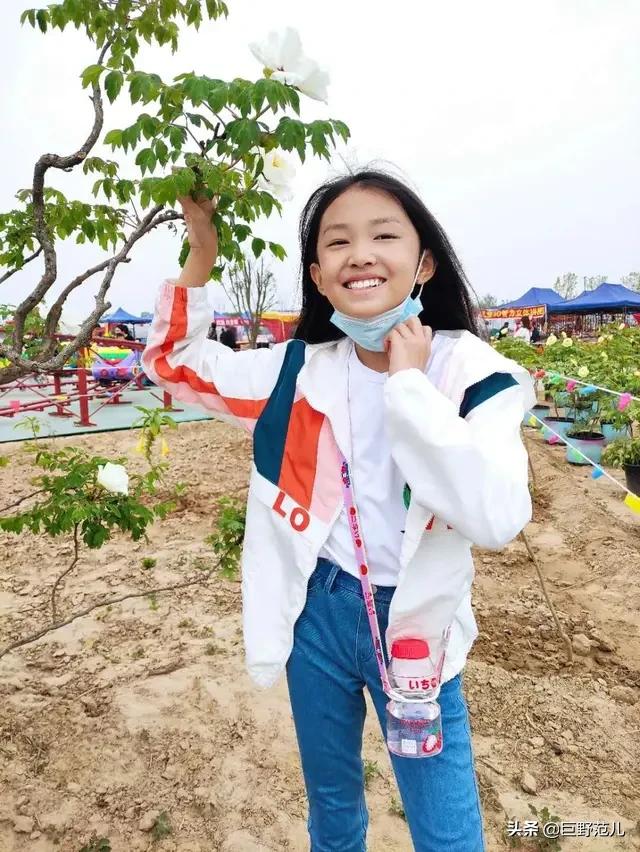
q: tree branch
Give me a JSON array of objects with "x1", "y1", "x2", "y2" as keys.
[
  {"x1": 0, "y1": 209, "x2": 182, "y2": 382},
  {"x1": 519, "y1": 529, "x2": 574, "y2": 665},
  {"x1": 0, "y1": 247, "x2": 42, "y2": 286},
  {"x1": 51, "y1": 523, "x2": 80, "y2": 622},
  {"x1": 0, "y1": 489, "x2": 47, "y2": 513},
  {"x1": 0, "y1": 560, "x2": 226, "y2": 660},
  {"x1": 11, "y1": 43, "x2": 110, "y2": 352}
]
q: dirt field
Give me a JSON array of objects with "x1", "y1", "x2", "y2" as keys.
[{"x1": 1, "y1": 419, "x2": 639, "y2": 851}]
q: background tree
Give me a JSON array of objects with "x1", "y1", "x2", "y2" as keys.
[
  {"x1": 222, "y1": 256, "x2": 277, "y2": 348},
  {"x1": 0, "y1": 4, "x2": 349, "y2": 384},
  {"x1": 553, "y1": 272, "x2": 578, "y2": 300},
  {"x1": 477, "y1": 293, "x2": 498, "y2": 308},
  {"x1": 583, "y1": 274, "x2": 608, "y2": 291},
  {"x1": 621, "y1": 272, "x2": 640, "y2": 292}
]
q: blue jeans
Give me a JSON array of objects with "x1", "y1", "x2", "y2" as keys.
[{"x1": 286, "y1": 558, "x2": 486, "y2": 852}]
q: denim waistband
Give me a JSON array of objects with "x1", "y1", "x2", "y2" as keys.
[{"x1": 313, "y1": 557, "x2": 396, "y2": 605}]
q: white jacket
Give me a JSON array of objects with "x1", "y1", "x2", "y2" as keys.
[{"x1": 142, "y1": 281, "x2": 535, "y2": 688}]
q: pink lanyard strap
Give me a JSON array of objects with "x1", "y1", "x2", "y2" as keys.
[
  {"x1": 339, "y1": 454, "x2": 395, "y2": 695},
  {"x1": 338, "y1": 452, "x2": 452, "y2": 702}
]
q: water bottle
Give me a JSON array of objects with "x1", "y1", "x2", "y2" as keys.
[
  {"x1": 388, "y1": 638, "x2": 439, "y2": 699},
  {"x1": 385, "y1": 638, "x2": 443, "y2": 759}
]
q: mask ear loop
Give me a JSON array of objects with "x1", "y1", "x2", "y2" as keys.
[{"x1": 411, "y1": 249, "x2": 427, "y2": 300}]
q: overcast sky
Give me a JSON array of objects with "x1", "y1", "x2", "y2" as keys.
[{"x1": 1, "y1": 0, "x2": 639, "y2": 321}]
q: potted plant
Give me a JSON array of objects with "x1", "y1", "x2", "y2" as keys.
[
  {"x1": 565, "y1": 404, "x2": 606, "y2": 466},
  {"x1": 523, "y1": 402, "x2": 552, "y2": 429},
  {"x1": 541, "y1": 413, "x2": 575, "y2": 444},
  {"x1": 540, "y1": 381, "x2": 576, "y2": 443},
  {"x1": 601, "y1": 437, "x2": 640, "y2": 496},
  {"x1": 597, "y1": 399, "x2": 632, "y2": 445}
]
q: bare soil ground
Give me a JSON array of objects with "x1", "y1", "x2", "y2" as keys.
[{"x1": 1, "y1": 420, "x2": 639, "y2": 851}]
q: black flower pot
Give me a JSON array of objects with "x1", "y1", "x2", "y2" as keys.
[{"x1": 623, "y1": 464, "x2": 640, "y2": 497}]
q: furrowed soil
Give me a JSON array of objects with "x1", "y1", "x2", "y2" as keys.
[{"x1": 1, "y1": 421, "x2": 639, "y2": 851}]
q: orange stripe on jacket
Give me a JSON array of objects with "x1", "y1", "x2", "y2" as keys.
[
  {"x1": 279, "y1": 398, "x2": 324, "y2": 510},
  {"x1": 154, "y1": 357, "x2": 265, "y2": 419},
  {"x1": 150, "y1": 284, "x2": 268, "y2": 421}
]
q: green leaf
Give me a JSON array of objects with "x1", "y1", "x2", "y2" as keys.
[
  {"x1": 135, "y1": 114, "x2": 155, "y2": 140},
  {"x1": 229, "y1": 79, "x2": 253, "y2": 116},
  {"x1": 121, "y1": 123, "x2": 141, "y2": 152},
  {"x1": 307, "y1": 120, "x2": 334, "y2": 158},
  {"x1": 36, "y1": 8, "x2": 48, "y2": 32},
  {"x1": 172, "y1": 168, "x2": 196, "y2": 197},
  {"x1": 251, "y1": 237, "x2": 266, "y2": 259},
  {"x1": 286, "y1": 87, "x2": 301, "y2": 116},
  {"x1": 103, "y1": 128, "x2": 123, "y2": 149},
  {"x1": 135, "y1": 148, "x2": 157, "y2": 176},
  {"x1": 206, "y1": 81, "x2": 228, "y2": 112},
  {"x1": 268, "y1": 242, "x2": 287, "y2": 261},
  {"x1": 154, "y1": 139, "x2": 169, "y2": 165},
  {"x1": 81, "y1": 64, "x2": 104, "y2": 89},
  {"x1": 182, "y1": 75, "x2": 210, "y2": 105},
  {"x1": 274, "y1": 117, "x2": 306, "y2": 161},
  {"x1": 168, "y1": 124, "x2": 187, "y2": 149},
  {"x1": 226, "y1": 118, "x2": 261, "y2": 155},
  {"x1": 104, "y1": 69, "x2": 124, "y2": 103},
  {"x1": 331, "y1": 120, "x2": 351, "y2": 143},
  {"x1": 129, "y1": 71, "x2": 162, "y2": 104},
  {"x1": 186, "y1": 0, "x2": 202, "y2": 27},
  {"x1": 20, "y1": 9, "x2": 36, "y2": 28}
]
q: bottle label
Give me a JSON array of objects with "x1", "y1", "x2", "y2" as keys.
[{"x1": 401, "y1": 738, "x2": 418, "y2": 755}]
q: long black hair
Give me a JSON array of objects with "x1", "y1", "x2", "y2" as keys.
[{"x1": 294, "y1": 169, "x2": 480, "y2": 343}]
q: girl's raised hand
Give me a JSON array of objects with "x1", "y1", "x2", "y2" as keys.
[
  {"x1": 176, "y1": 195, "x2": 218, "y2": 288},
  {"x1": 384, "y1": 316, "x2": 432, "y2": 376},
  {"x1": 177, "y1": 195, "x2": 218, "y2": 258}
]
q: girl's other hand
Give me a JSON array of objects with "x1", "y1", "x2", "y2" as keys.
[
  {"x1": 384, "y1": 316, "x2": 432, "y2": 376},
  {"x1": 176, "y1": 195, "x2": 218, "y2": 288}
]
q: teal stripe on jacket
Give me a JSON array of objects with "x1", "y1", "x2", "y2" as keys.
[{"x1": 459, "y1": 371, "x2": 519, "y2": 419}]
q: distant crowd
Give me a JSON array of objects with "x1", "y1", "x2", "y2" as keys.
[{"x1": 488, "y1": 315, "x2": 542, "y2": 345}]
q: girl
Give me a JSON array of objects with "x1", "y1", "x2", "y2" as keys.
[
  {"x1": 514, "y1": 315, "x2": 532, "y2": 344},
  {"x1": 142, "y1": 170, "x2": 535, "y2": 852}
]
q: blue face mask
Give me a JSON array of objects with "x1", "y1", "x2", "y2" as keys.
[{"x1": 329, "y1": 251, "x2": 427, "y2": 352}]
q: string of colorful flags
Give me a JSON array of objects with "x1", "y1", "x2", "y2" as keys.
[
  {"x1": 525, "y1": 370, "x2": 640, "y2": 517},
  {"x1": 533, "y1": 370, "x2": 639, "y2": 407}
]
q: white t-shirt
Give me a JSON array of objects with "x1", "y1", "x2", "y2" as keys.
[
  {"x1": 514, "y1": 326, "x2": 531, "y2": 343},
  {"x1": 318, "y1": 347, "x2": 408, "y2": 586}
]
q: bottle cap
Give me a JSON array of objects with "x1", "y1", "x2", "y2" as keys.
[{"x1": 391, "y1": 638, "x2": 430, "y2": 659}]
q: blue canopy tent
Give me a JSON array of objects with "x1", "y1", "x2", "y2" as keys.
[
  {"x1": 498, "y1": 287, "x2": 565, "y2": 309},
  {"x1": 482, "y1": 287, "x2": 564, "y2": 333},
  {"x1": 101, "y1": 307, "x2": 150, "y2": 324},
  {"x1": 213, "y1": 310, "x2": 251, "y2": 319},
  {"x1": 549, "y1": 283, "x2": 640, "y2": 314}
]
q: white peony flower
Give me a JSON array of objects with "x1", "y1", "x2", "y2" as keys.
[
  {"x1": 545, "y1": 334, "x2": 558, "y2": 346},
  {"x1": 258, "y1": 149, "x2": 296, "y2": 201},
  {"x1": 249, "y1": 27, "x2": 330, "y2": 103},
  {"x1": 618, "y1": 322, "x2": 626, "y2": 330},
  {"x1": 562, "y1": 337, "x2": 573, "y2": 347},
  {"x1": 272, "y1": 58, "x2": 330, "y2": 103},
  {"x1": 97, "y1": 462, "x2": 129, "y2": 496},
  {"x1": 597, "y1": 335, "x2": 605, "y2": 344},
  {"x1": 577, "y1": 366, "x2": 589, "y2": 378},
  {"x1": 250, "y1": 27, "x2": 303, "y2": 74}
]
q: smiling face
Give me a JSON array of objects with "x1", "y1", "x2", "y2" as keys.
[{"x1": 309, "y1": 185, "x2": 436, "y2": 319}]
